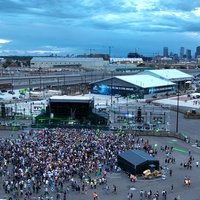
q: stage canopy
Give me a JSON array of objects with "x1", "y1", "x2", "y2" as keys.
[{"x1": 117, "y1": 149, "x2": 159, "y2": 175}]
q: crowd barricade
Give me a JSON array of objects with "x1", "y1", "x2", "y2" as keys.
[
  {"x1": 0, "y1": 125, "x2": 20, "y2": 131},
  {"x1": 125, "y1": 130, "x2": 188, "y2": 142}
]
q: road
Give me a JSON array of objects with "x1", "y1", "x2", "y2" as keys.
[
  {"x1": 169, "y1": 110, "x2": 200, "y2": 141},
  {"x1": 0, "y1": 71, "x2": 123, "y2": 90}
]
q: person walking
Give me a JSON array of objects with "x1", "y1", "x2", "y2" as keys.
[
  {"x1": 169, "y1": 169, "x2": 173, "y2": 176},
  {"x1": 171, "y1": 184, "x2": 174, "y2": 192},
  {"x1": 112, "y1": 184, "x2": 117, "y2": 193},
  {"x1": 92, "y1": 191, "x2": 98, "y2": 200}
]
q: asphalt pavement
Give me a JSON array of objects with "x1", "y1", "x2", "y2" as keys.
[
  {"x1": 0, "y1": 130, "x2": 199, "y2": 200},
  {"x1": 0, "y1": 94, "x2": 200, "y2": 199}
]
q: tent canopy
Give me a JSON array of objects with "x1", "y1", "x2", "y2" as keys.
[
  {"x1": 117, "y1": 149, "x2": 159, "y2": 175},
  {"x1": 119, "y1": 149, "x2": 157, "y2": 165}
]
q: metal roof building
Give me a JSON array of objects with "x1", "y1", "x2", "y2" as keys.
[
  {"x1": 110, "y1": 57, "x2": 143, "y2": 64},
  {"x1": 115, "y1": 74, "x2": 175, "y2": 88},
  {"x1": 31, "y1": 57, "x2": 104, "y2": 62},
  {"x1": 90, "y1": 74, "x2": 176, "y2": 98},
  {"x1": 141, "y1": 69, "x2": 193, "y2": 82},
  {"x1": 31, "y1": 57, "x2": 108, "y2": 70}
]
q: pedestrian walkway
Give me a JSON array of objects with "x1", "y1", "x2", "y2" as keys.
[{"x1": 153, "y1": 94, "x2": 200, "y2": 111}]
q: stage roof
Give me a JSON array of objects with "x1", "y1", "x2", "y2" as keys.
[
  {"x1": 115, "y1": 74, "x2": 175, "y2": 88},
  {"x1": 49, "y1": 95, "x2": 94, "y2": 103}
]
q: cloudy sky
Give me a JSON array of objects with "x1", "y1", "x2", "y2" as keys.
[{"x1": 0, "y1": 0, "x2": 200, "y2": 57}]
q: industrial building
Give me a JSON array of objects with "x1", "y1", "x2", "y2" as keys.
[
  {"x1": 30, "y1": 57, "x2": 108, "y2": 70},
  {"x1": 141, "y1": 69, "x2": 193, "y2": 90},
  {"x1": 110, "y1": 57, "x2": 143, "y2": 64},
  {"x1": 91, "y1": 74, "x2": 176, "y2": 98},
  {"x1": 90, "y1": 69, "x2": 193, "y2": 98}
]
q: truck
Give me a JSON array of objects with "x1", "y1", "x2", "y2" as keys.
[{"x1": 0, "y1": 83, "x2": 12, "y2": 90}]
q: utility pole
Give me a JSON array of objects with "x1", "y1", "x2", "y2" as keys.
[
  {"x1": 108, "y1": 46, "x2": 113, "y2": 63},
  {"x1": 176, "y1": 83, "x2": 180, "y2": 133}
]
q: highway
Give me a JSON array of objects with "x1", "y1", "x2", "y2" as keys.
[
  {"x1": 0, "y1": 71, "x2": 133, "y2": 90},
  {"x1": 0, "y1": 68, "x2": 199, "y2": 90}
]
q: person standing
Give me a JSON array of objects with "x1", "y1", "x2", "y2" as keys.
[
  {"x1": 169, "y1": 169, "x2": 173, "y2": 176},
  {"x1": 112, "y1": 184, "x2": 117, "y2": 193},
  {"x1": 92, "y1": 191, "x2": 98, "y2": 200},
  {"x1": 171, "y1": 184, "x2": 174, "y2": 192}
]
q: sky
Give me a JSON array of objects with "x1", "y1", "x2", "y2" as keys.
[{"x1": 1, "y1": 0, "x2": 200, "y2": 57}]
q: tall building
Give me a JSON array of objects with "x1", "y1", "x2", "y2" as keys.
[
  {"x1": 163, "y1": 47, "x2": 168, "y2": 57},
  {"x1": 196, "y1": 46, "x2": 200, "y2": 58},
  {"x1": 180, "y1": 47, "x2": 185, "y2": 59},
  {"x1": 186, "y1": 49, "x2": 192, "y2": 60}
]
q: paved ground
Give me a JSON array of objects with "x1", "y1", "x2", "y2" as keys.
[
  {"x1": 0, "y1": 94, "x2": 200, "y2": 199},
  {"x1": 0, "y1": 130, "x2": 199, "y2": 200}
]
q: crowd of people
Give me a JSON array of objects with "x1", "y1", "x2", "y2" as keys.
[
  {"x1": 0, "y1": 127, "x2": 197, "y2": 200},
  {"x1": 0, "y1": 128, "x2": 153, "y2": 200}
]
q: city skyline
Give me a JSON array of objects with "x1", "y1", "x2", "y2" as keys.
[{"x1": 0, "y1": 0, "x2": 200, "y2": 57}]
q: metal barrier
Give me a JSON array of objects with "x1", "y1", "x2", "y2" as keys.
[{"x1": 125, "y1": 130, "x2": 188, "y2": 142}]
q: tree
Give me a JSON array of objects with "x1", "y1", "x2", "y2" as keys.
[{"x1": 2, "y1": 59, "x2": 12, "y2": 68}]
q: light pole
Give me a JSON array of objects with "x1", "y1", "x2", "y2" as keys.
[
  {"x1": 110, "y1": 72, "x2": 113, "y2": 108},
  {"x1": 176, "y1": 83, "x2": 180, "y2": 133}
]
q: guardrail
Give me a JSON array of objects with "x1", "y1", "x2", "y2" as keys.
[{"x1": 0, "y1": 125, "x2": 20, "y2": 131}]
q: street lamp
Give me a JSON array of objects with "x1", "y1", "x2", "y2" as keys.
[
  {"x1": 110, "y1": 72, "x2": 113, "y2": 108},
  {"x1": 176, "y1": 83, "x2": 180, "y2": 133}
]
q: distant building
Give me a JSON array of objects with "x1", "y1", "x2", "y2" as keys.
[
  {"x1": 163, "y1": 47, "x2": 168, "y2": 57},
  {"x1": 110, "y1": 58, "x2": 143, "y2": 64},
  {"x1": 161, "y1": 57, "x2": 173, "y2": 63},
  {"x1": 0, "y1": 58, "x2": 5, "y2": 62},
  {"x1": 30, "y1": 57, "x2": 108, "y2": 70},
  {"x1": 127, "y1": 52, "x2": 141, "y2": 58},
  {"x1": 195, "y1": 46, "x2": 200, "y2": 58},
  {"x1": 180, "y1": 47, "x2": 185, "y2": 59},
  {"x1": 186, "y1": 49, "x2": 192, "y2": 60}
]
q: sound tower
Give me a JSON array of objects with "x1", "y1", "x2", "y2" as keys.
[
  {"x1": 1, "y1": 103, "x2": 5, "y2": 118},
  {"x1": 137, "y1": 107, "x2": 142, "y2": 123}
]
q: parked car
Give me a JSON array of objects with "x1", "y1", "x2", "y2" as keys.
[{"x1": 8, "y1": 91, "x2": 15, "y2": 95}]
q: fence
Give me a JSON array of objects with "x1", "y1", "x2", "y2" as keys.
[{"x1": 125, "y1": 130, "x2": 189, "y2": 142}]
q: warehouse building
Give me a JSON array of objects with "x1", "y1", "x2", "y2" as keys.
[
  {"x1": 110, "y1": 57, "x2": 143, "y2": 64},
  {"x1": 140, "y1": 69, "x2": 193, "y2": 90},
  {"x1": 90, "y1": 69, "x2": 193, "y2": 98},
  {"x1": 90, "y1": 74, "x2": 176, "y2": 99},
  {"x1": 31, "y1": 57, "x2": 108, "y2": 70}
]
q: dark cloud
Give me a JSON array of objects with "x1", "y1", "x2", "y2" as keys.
[
  {"x1": 0, "y1": 0, "x2": 137, "y2": 20},
  {"x1": 1, "y1": 0, "x2": 200, "y2": 56},
  {"x1": 158, "y1": 0, "x2": 200, "y2": 11},
  {"x1": 0, "y1": 0, "x2": 28, "y2": 14}
]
